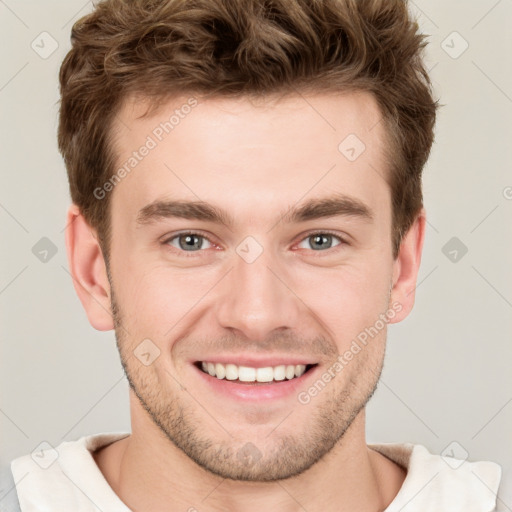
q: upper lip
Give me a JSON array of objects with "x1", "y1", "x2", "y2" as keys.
[{"x1": 193, "y1": 356, "x2": 318, "y2": 368}]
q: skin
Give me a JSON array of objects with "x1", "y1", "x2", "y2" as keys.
[{"x1": 66, "y1": 90, "x2": 425, "y2": 512}]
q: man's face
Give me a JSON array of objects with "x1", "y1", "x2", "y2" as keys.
[{"x1": 107, "y1": 91, "x2": 398, "y2": 481}]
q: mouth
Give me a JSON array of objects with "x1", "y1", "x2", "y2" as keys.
[{"x1": 194, "y1": 361, "x2": 318, "y2": 385}]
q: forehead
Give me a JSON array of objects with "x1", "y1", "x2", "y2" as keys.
[{"x1": 109, "y1": 91, "x2": 390, "y2": 227}]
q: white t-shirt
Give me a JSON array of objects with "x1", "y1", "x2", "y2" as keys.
[{"x1": 5, "y1": 432, "x2": 509, "y2": 511}]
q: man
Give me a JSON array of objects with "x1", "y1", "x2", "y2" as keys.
[{"x1": 5, "y1": 0, "x2": 509, "y2": 510}]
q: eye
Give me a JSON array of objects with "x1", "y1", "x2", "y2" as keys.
[
  {"x1": 164, "y1": 231, "x2": 213, "y2": 253},
  {"x1": 296, "y1": 232, "x2": 345, "y2": 252},
  {"x1": 161, "y1": 230, "x2": 347, "y2": 257}
]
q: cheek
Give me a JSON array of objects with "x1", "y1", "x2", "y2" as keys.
[
  {"x1": 291, "y1": 259, "x2": 392, "y2": 343},
  {"x1": 112, "y1": 258, "x2": 218, "y2": 337}
]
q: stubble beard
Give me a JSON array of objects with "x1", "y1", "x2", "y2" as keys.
[{"x1": 109, "y1": 282, "x2": 386, "y2": 482}]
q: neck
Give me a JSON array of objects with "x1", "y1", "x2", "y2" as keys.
[{"x1": 94, "y1": 409, "x2": 406, "y2": 512}]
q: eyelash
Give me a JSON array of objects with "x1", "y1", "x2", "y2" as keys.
[{"x1": 161, "y1": 230, "x2": 348, "y2": 258}]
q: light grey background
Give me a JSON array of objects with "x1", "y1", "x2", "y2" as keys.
[{"x1": 1, "y1": 0, "x2": 511, "y2": 475}]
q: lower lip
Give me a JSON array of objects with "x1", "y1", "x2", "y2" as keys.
[{"x1": 193, "y1": 364, "x2": 319, "y2": 401}]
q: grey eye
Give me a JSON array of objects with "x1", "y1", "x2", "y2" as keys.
[
  {"x1": 297, "y1": 233, "x2": 342, "y2": 251},
  {"x1": 167, "y1": 233, "x2": 212, "y2": 252}
]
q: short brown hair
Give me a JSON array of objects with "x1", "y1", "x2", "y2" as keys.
[{"x1": 58, "y1": 0, "x2": 438, "y2": 260}]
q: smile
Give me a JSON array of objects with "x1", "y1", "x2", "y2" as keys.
[{"x1": 196, "y1": 361, "x2": 317, "y2": 384}]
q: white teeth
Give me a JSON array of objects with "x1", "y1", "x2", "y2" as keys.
[
  {"x1": 285, "y1": 365, "x2": 295, "y2": 380},
  {"x1": 215, "y1": 363, "x2": 226, "y2": 379},
  {"x1": 295, "y1": 364, "x2": 306, "y2": 377},
  {"x1": 238, "y1": 366, "x2": 256, "y2": 382},
  {"x1": 199, "y1": 361, "x2": 310, "y2": 382},
  {"x1": 256, "y1": 367, "x2": 274, "y2": 383},
  {"x1": 225, "y1": 363, "x2": 238, "y2": 380},
  {"x1": 273, "y1": 365, "x2": 286, "y2": 381}
]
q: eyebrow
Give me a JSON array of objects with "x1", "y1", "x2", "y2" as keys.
[{"x1": 136, "y1": 193, "x2": 374, "y2": 228}]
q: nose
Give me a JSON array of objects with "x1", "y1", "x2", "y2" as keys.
[{"x1": 215, "y1": 242, "x2": 302, "y2": 341}]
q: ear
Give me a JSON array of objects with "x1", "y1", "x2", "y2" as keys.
[
  {"x1": 388, "y1": 208, "x2": 426, "y2": 324},
  {"x1": 65, "y1": 204, "x2": 114, "y2": 331}
]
